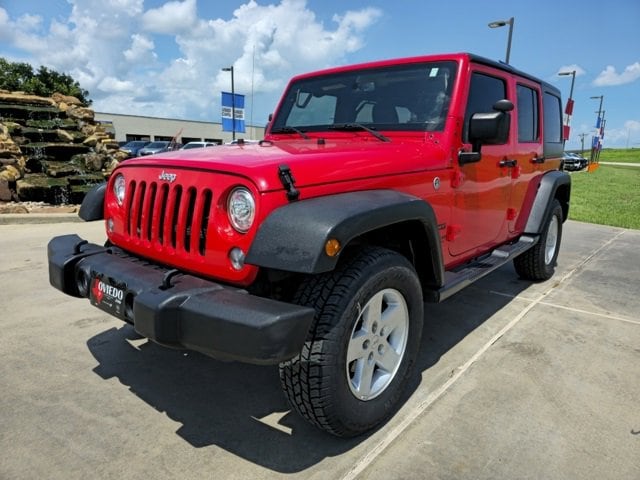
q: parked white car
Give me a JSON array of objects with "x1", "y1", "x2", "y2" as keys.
[{"x1": 180, "y1": 141, "x2": 218, "y2": 150}]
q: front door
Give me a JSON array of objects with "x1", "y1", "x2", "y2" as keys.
[{"x1": 449, "y1": 67, "x2": 514, "y2": 258}]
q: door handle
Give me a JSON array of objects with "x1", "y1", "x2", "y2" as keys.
[
  {"x1": 499, "y1": 159, "x2": 518, "y2": 168},
  {"x1": 530, "y1": 156, "x2": 545, "y2": 164}
]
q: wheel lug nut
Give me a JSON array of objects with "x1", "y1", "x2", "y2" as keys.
[{"x1": 363, "y1": 340, "x2": 370, "y2": 349}]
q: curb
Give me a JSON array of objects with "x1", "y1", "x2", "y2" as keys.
[{"x1": 0, "y1": 213, "x2": 83, "y2": 225}]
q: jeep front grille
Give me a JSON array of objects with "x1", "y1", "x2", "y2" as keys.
[{"x1": 125, "y1": 180, "x2": 213, "y2": 256}]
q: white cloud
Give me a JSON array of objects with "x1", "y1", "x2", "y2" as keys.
[
  {"x1": 593, "y1": 62, "x2": 640, "y2": 86},
  {"x1": 596, "y1": 119, "x2": 640, "y2": 147},
  {"x1": 142, "y1": 0, "x2": 381, "y2": 120},
  {"x1": 142, "y1": 0, "x2": 197, "y2": 35},
  {"x1": 98, "y1": 76, "x2": 137, "y2": 93},
  {"x1": 0, "y1": 8, "x2": 12, "y2": 41},
  {"x1": 0, "y1": 0, "x2": 381, "y2": 122},
  {"x1": 16, "y1": 13, "x2": 42, "y2": 31},
  {"x1": 624, "y1": 119, "x2": 640, "y2": 132},
  {"x1": 123, "y1": 34, "x2": 157, "y2": 63},
  {"x1": 173, "y1": 0, "x2": 382, "y2": 93}
]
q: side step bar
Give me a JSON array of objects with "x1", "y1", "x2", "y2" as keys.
[{"x1": 425, "y1": 235, "x2": 538, "y2": 303}]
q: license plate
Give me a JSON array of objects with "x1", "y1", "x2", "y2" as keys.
[{"x1": 90, "y1": 275, "x2": 127, "y2": 319}]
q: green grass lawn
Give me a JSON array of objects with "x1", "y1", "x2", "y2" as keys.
[
  {"x1": 568, "y1": 163, "x2": 640, "y2": 229},
  {"x1": 592, "y1": 148, "x2": 640, "y2": 163}
]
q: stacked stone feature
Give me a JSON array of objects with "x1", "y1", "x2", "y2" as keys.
[{"x1": 0, "y1": 90, "x2": 127, "y2": 204}]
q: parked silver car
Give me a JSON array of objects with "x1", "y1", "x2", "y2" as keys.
[
  {"x1": 119, "y1": 140, "x2": 150, "y2": 158},
  {"x1": 562, "y1": 152, "x2": 588, "y2": 171},
  {"x1": 138, "y1": 141, "x2": 173, "y2": 156}
]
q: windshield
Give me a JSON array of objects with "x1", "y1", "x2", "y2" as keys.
[
  {"x1": 147, "y1": 142, "x2": 168, "y2": 148},
  {"x1": 271, "y1": 61, "x2": 456, "y2": 134}
]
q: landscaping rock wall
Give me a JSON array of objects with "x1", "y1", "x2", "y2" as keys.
[{"x1": 0, "y1": 90, "x2": 127, "y2": 204}]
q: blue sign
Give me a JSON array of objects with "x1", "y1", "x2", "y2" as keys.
[{"x1": 221, "y1": 92, "x2": 246, "y2": 133}]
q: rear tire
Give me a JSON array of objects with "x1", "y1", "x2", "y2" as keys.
[
  {"x1": 279, "y1": 247, "x2": 423, "y2": 437},
  {"x1": 514, "y1": 199, "x2": 563, "y2": 281}
]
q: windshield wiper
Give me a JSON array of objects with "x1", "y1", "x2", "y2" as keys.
[
  {"x1": 270, "y1": 126, "x2": 310, "y2": 139},
  {"x1": 328, "y1": 123, "x2": 390, "y2": 142}
]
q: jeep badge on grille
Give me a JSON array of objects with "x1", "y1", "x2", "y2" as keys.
[{"x1": 159, "y1": 170, "x2": 177, "y2": 183}]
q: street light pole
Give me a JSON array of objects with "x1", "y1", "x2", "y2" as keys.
[
  {"x1": 558, "y1": 70, "x2": 576, "y2": 147},
  {"x1": 558, "y1": 70, "x2": 576, "y2": 103},
  {"x1": 578, "y1": 133, "x2": 588, "y2": 155},
  {"x1": 488, "y1": 16, "x2": 515, "y2": 64},
  {"x1": 222, "y1": 66, "x2": 236, "y2": 141}
]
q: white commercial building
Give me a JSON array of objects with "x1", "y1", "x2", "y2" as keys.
[{"x1": 94, "y1": 112, "x2": 265, "y2": 145}]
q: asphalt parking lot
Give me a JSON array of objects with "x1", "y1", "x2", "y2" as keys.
[{"x1": 1, "y1": 218, "x2": 638, "y2": 479}]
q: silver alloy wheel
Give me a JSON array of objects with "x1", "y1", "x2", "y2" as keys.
[
  {"x1": 346, "y1": 288, "x2": 409, "y2": 401},
  {"x1": 545, "y1": 215, "x2": 559, "y2": 265}
]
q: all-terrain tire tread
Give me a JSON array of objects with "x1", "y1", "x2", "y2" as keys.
[
  {"x1": 514, "y1": 199, "x2": 563, "y2": 281},
  {"x1": 279, "y1": 247, "x2": 410, "y2": 436}
]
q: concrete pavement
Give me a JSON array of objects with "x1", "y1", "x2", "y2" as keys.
[
  {"x1": 599, "y1": 162, "x2": 640, "y2": 167},
  {"x1": 0, "y1": 219, "x2": 638, "y2": 479}
]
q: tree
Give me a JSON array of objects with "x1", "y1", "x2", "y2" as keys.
[{"x1": 0, "y1": 58, "x2": 91, "y2": 106}]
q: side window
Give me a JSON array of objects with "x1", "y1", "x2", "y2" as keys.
[
  {"x1": 464, "y1": 72, "x2": 507, "y2": 142},
  {"x1": 543, "y1": 91, "x2": 563, "y2": 156},
  {"x1": 517, "y1": 84, "x2": 539, "y2": 142}
]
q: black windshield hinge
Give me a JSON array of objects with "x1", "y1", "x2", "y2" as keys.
[
  {"x1": 278, "y1": 164, "x2": 299, "y2": 201},
  {"x1": 160, "y1": 269, "x2": 181, "y2": 290}
]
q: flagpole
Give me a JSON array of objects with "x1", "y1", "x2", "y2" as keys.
[
  {"x1": 222, "y1": 66, "x2": 236, "y2": 141},
  {"x1": 251, "y1": 45, "x2": 255, "y2": 140}
]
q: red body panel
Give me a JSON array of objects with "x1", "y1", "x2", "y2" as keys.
[{"x1": 103, "y1": 53, "x2": 561, "y2": 285}]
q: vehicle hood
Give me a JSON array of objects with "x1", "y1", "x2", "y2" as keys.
[{"x1": 117, "y1": 136, "x2": 448, "y2": 193}]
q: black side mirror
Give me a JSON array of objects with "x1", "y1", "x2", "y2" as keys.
[{"x1": 459, "y1": 99, "x2": 513, "y2": 165}]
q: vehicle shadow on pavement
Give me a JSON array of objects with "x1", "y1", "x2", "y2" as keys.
[
  {"x1": 86, "y1": 265, "x2": 532, "y2": 473},
  {"x1": 87, "y1": 325, "x2": 361, "y2": 471},
  {"x1": 410, "y1": 264, "x2": 533, "y2": 392}
]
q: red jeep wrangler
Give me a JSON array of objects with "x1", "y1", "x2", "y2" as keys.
[{"x1": 49, "y1": 53, "x2": 570, "y2": 437}]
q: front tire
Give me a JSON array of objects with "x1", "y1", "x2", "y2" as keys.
[
  {"x1": 514, "y1": 199, "x2": 564, "y2": 281},
  {"x1": 279, "y1": 247, "x2": 423, "y2": 437}
]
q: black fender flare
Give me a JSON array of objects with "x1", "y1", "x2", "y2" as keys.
[
  {"x1": 246, "y1": 190, "x2": 444, "y2": 284},
  {"x1": 78, "y1": 182, "x2": 106, "y2": 221},
  {"x1": 524, "y1": 171, "x2": 571, "y2": 234}
]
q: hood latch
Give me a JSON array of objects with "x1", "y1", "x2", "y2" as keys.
[{"x1": 278, "y1": 164, "x2": 299, "y2": 201}]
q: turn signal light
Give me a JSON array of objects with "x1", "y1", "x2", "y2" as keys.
[{"x1": 325, "y1": 238, "x2": 341, "y2": 257}]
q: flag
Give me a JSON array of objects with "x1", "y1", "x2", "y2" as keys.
[
  {"x1": 562, "y1": 99, "x2": 574, "y2": 141},
  {"x1": 563, "y1": 112, "x2": 572, "y2": 140},
  {"x1": 564, "y1": 98, "x2": 574, "y2": 116},
  {"x1": 221, "y1": 92, "x2": 246, "y2": 133}
]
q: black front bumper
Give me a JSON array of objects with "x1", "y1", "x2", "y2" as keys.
[{"x1": 48, "y1": 234, "x2": 315, "y2": 365}]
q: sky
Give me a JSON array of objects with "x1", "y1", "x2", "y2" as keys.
[{"x1": 0, "y1": 0, "x2": 639, "y2": 150}]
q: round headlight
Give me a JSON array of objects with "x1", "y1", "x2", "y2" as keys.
[
  {"x1": 227, "y1": 187, "x2": 255, "y2": 233},
  {"x1": 113, "y1": 174, "x2": 126, "y2": 206}
]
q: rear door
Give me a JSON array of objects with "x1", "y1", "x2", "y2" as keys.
[{"x1": 509, "y1": 79, "x2": 543, "y2": 233}]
